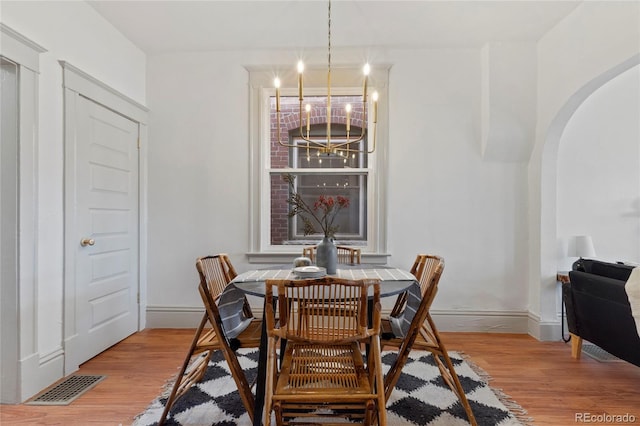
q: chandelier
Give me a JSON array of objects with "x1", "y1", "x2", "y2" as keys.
[{"x1": 273, "y1": 0, "x2": 378, "y2": 157}]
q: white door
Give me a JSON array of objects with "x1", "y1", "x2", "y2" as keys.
[{"x1": 72, "y1": 95, "x2": 139, "y2": 365}]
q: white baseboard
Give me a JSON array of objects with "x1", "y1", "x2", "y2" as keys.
[
  {"x1": 527, "y1": 312, "x2": 562, "y2": 341},
  {"x1": 18, "y1": 350, "x2": 64, "y2": 402},
  {"x1": 146, "y1": 305, "x2": 206, "y2": 328},
  {"x1": 430, "y1": 309, "x2": 529, "y2": 333},
  {"x1": 146, "y1": 305, "x2": 550, "y2": 337}
]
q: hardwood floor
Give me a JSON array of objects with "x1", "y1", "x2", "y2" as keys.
[{"x1": 1, "y1": 330, "x2": 639, "y2": 425}]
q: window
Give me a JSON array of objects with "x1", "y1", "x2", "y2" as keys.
[
  {"x1": 271, "y1": 94, "x2": 368, "y2": 244},
  {"x1": 285, "y1": 139, "x2": 368, "y2": 242},
  {"x1": 248, "y1": 66, "x2": 388, "y2": 262}
]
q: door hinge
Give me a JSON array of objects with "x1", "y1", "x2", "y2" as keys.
[
  {"x1": 137, "y1": 138, "x2": 141, "y2": 149},
  {"x1": 137, "y1": 293, "x2": 140, "y2": 303}
]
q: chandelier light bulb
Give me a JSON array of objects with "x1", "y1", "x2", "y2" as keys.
[
  {"x1": 363, "y1": 63, "x2": 370, "y2": 76},
  {"x1": 345, "y1": 103, "x2": 352, "y2": 133},
  {"x1": 274, "y1": 77, "x2": 281, "y2": 112},
  {"x1": 372, "y1": 91, "x2": 379, "y2": 123},
  {"x1": 297, "y1": 62, "x2": 304, "y2": 100}
]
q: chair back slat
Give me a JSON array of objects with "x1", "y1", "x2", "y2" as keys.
[
  {"x1": 409, "y1": 255, "x2": 444, "y2": 329},
  {"x1": 196, "y1": 254, "x2": 237, "y2": 302},
  {"x1": 302, "y1": 245, "x2": 362, "y2": 264},
  {"x1": 266, "y1": 277, "x2": 379, "y2": 344},
  {"x1": 411, "y1": 254, "x2": 444, "y2": 303}
]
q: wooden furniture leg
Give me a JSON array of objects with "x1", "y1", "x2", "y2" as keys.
[{"x1": 570, "y1": 333, "x2": 583, "y2": 359}]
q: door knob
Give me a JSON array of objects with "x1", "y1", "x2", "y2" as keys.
[{"x1": 80, "y1": 238, "x2": 95, "y2": 247}]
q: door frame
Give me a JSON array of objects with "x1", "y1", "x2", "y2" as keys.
[
  {"x1": 61, "y1": 61, "x2": 149, "y2": 374},
  {"x1": 0, "y1": 23, "x2": 47, "y2": 404}
]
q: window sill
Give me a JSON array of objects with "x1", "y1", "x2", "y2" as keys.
[{"x1": 246, "y1": 251, "x2": 391, "y2": 265}]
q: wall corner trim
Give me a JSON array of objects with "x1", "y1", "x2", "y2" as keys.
[
  {"x1": 59, "y1": 61, "x2": 149, "y2": 123},
  {"x1": 0, "y1": 23, "x2": 47, "y2": 73}
]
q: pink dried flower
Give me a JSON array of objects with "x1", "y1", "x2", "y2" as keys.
[{"x1": 284, "y1": 174, "x2": 350, "y2": 238}]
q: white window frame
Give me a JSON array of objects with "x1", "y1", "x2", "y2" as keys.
[{"x1": 247, "y1": 65, "x2": 389, "y2": 263}]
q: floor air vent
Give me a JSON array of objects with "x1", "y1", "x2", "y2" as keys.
[
  {"x1": 582, "y1": 344, "x2": 622, "y2": 362},
  {"x1": 26, "y1": 375, "x2": 106, "y2": 405}
]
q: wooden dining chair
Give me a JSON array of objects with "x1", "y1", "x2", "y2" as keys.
[
  {"x1": 302, "y1": 244, "x2": 362, "y2": 264},
  {"x1": 381, "y1": 254, "x2": 477, "y2": 426},
  {"x1": 263, "y1": 277, "x2": 386, "y2": 426},
  {"x1": 158, "y1": 254, "x2": 262, "y2": 425}
]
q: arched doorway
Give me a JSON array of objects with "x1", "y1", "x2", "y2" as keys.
[
  {"x1": 532, "y1": 54, "x2": 640, "y2": 340},
  {"x1": 556, "y1": 65, "x2": 640, "y2": 267}
]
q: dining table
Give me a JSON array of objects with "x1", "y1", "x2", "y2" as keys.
[{"x1": 230, "y1": 264, "x2": 418, "y2": 426}]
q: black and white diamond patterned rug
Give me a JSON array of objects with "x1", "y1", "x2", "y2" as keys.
[{"x1": 133, "y1": 349, "x2": 531, "y2": 426}]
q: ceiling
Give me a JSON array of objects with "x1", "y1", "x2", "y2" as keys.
[{"x1": 87, "y1": 1, "x2": 582, "y2": 55}]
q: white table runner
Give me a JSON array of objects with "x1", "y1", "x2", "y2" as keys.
[{"x1": 233, "y1": 268, "x2": 416, "y2": 283}]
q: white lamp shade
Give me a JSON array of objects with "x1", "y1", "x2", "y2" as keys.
[{"x1": 568, "y1": 235, "x2": 596, "y2": 258}]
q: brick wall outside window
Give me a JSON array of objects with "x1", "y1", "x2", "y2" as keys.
[{"x1": 270, "y1": 95, "x2": 366, "y2": 245}]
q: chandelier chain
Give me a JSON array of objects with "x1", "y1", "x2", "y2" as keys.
[{"x1": 328, "y1": 0, "x2": 331, "y2": 75}]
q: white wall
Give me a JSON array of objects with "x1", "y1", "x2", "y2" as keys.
[
  {"x1": 385, "y1": 48, "x2": 529, "y2": 313},
  {"x1": 557, "y1": 65, "x2": 640, "y2": 269},
  {"x1": 1, "y1": 0, "x2": 146, "y2": 400},
  {"x1": 146, "y1": 46, "x2": 531, "y2": 326},
  {"x1": 146, "y1": 51, "x2": 251, "y2": 308}
]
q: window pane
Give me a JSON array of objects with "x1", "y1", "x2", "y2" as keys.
[
  {"x1": 270, "y1": 173, "x2": 367, "y2": 245},
  {"x1": 294, "y1": 174, "x2": 366, "y2": 240},
  {"x1": 292, "y1": 134, "x2": 367, "y2": 169}
]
